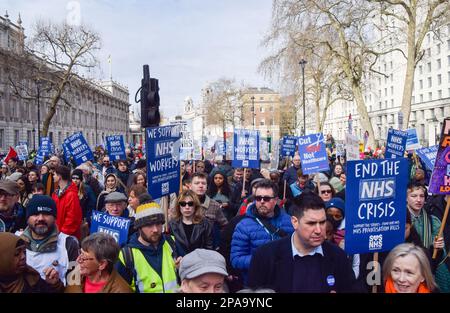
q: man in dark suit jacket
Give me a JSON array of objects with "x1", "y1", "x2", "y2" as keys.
[{"x1": 248, "y1": 191, "x2": 360, "y2": 293}]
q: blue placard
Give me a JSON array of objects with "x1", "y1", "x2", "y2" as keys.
[
  {"x1": 90, "y1": 211, "x2": 131, "y2": 245},
  {"x1": 39, "y1": 137, "x2": 52, "y2": 157},
  {"x1": 66, "y1": 132, "x2": 94, "y2": 166},
  {"x1": 146, "y1": 125, "x2": 181, "y2": 199},
  {"x1": 106, "y1": 135, "x2": 126, "y2": 161},
  {"x1": 297, "y1": 133, "x2": 329, "y2": 175},
  {"x1": 281, "y1": 136, "x2": 297, "y2": 157},
  {"x1": 406, "y1": 128, "x2": 421, "y2": 150},
  {"x1": 34, "y1": 151, "x2": 45, "y2": 165},
  {"x1": 385, "y1": 128, "x2": 408, "y2": 159},
  {"x1": 345, "y1": 159, "x2": 408, "y2": 254},
  {"x1": 62, "y1": 140, "x2": 72, "y2": 163},
  {"x1": 15, "y1": 144, "x2": 28, "y2": 161},
  {"x1": 232, "y1": 129, "x2": 260, "y2": 169},
  {"x1": 415, "y1": 145, "x2": 438, "y2": 171}
]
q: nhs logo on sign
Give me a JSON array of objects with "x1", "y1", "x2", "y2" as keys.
[
  {"x1": 98, "y1": 226, "x2": 120, "y2": 243},
  {"x1": 359, "y1": 178, "x2": 395, "y2": 201}
]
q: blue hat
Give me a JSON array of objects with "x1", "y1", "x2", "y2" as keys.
[
  {"x1": 325, "y1": 197, "x2": 345, "y2": 218},
  {"x1": 26, "y1": 195, "x2": 57, "y2": 220}
]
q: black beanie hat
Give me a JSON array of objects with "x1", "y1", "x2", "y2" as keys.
[
  {"x1": 71, "y1": 169, "x2": 83, "y2": 180},
  {"x1": 26, "y1": 195, "x2": 57, "y2": 219}
]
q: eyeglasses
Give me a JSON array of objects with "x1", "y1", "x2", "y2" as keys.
[
  {"x1": 77, "y1": 254, "x2": 95, "y2": 263},
  {"x1": 255, "y1": 196, "x2": 275, "y2": 202},
  {"x1": 179, "y1": 201, "x2": 194, "y2": 207},
  {"x1": 320, "y1": 190, "x2": 332, "y2": 194}
]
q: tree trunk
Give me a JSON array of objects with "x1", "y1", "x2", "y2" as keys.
[
  {"x1": 352, "y1": 84, "x2": 376, "y2": 149},
  {"x1": 400, "y1": 14, "x2": 417, "y2": 130}
]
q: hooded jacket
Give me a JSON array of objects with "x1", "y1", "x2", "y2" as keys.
[
  {"x1": 52, "y1": 182, "x2": 83, "y2": 239},
  {"x1": 0, "y1": 232, "x2": 64, "y2": 293}
]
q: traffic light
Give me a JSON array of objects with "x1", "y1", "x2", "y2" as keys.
[{"x1": 139, "y1": 65, "x2": 160, "y2": 128}]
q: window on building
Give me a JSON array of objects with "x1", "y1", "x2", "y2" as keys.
[
  {"x1": 259, "y1": 97, "x2": 264, "y2": 101},
  {"x1": 448, "y1": 55, "x2": 450, "y2": 66},
  {"x1": 385, "y1": 100, "x2": 388, "y2": 108},
  {"x1": 14, "y1": 130, "x2": 20, "y2": 146},
  {"x1": 420, "y1": 94, "x2": 423, "y2": 102},
  {"x1": 412, "y1": 96, "x2": 415, "y2": 104},
  {"x1": 427, "y1": 49, "x2": 431, "y2": 58},
  {"x1": 427, "y1": 33, "x2": 430, "y2": 44},
  {"x1": 390, "y1": 61, "x2": 393, "y2": 69},
  {"x1": 437, "y1": 59, "x2": 441, "y2": 69},
  {"x1": 438, "y1": 90, "x2": 442, "y2": 98},
  {"x1": 390, "y1": 74, "x2": 393, "y2": 82},
  {"x1": 428, "y1": 92, "x2": 432, "y2": 101},
  {"x1": 385, "y1": 76, "x2": 388, "y2": 84},
  {"x1": 419, "y1": 65, "x2": 423, "y2": 75},
  {"x1": 437, "y1": 43, "x2": 441, "y2": 54},
  {"x1": 427, "y1": 62, "x2": 431, "y2": 72},
  {"x1": 27, "y1": 131, "x2": 32, "y2": 146},
  {"x1": 428, "y1": 77, "x2": 432, "y2": 88},
  {"x1": 260, "y1": 119, "x2": 265, "y2": 126},
  {"x1": 438, "y1": 74, "x2": 442, "y2": 85},
  {"x1": 378, "y1": 90, "x2": 381, "y2": 97},
  {"x1": 390, "y1": 86, "x2": 394, "y2": 95},
  {"x1": 391, "y1": 99, "x2": 394, "y2": 107},
  {"x1": 384, "y1": 88, "x2": 387, "y2": 96},
  {"x1": 419, "y1": 80, "x2": 423, "y2": 89},
  {"x1": 0, "y1": 129, "x2": 4, "y2": 149},
  {"x1": 260, "y1": 107, "x2": 264, "y2": 113}
]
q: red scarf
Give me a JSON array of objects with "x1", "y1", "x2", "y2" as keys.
[{"x1": 385, "y1": 276, "x2": 431, "y2": 293}]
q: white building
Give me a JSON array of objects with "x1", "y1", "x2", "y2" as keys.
[
  {"x1": 323, "y1": 22, "x2": 450, "y2": 147},
  {"x1": 0, "y1": 12, "x2": 132, "y2": 153}
]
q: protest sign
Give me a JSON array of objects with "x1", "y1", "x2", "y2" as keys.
[
  {"x1": 405, "y1": 128, "x2": 421, "y2": 151},
  {"x1": 66, "y1": 132, "x2": 94, "y2": 166},
  {"x1": 15, "y1": 144, "x2": 28, "y2": 161},
  {"x1": 345, "y1": 133, "x2": 359, "y2": 161},
  {"x1": 336, "y1": 143, "x2": 345, "y2": 157},
  {"x1": 62, "y1": 140, "x2": 72, "y2": 164},
  {"x1": 232, "y1": 129, "x2": 259, "y2": 169},
  {"x1": 146, "y1": 125, "x2": 181, "y2": 199},
  {"x1": 106, "y1": 135, "x2": 126, "y2": 161},
  {"x1": 40, "y1": 137, "x2": 52, "y2": 157},
  {"x1": 260, "y1": 138, "x2": 270, "y2": 162},
  {"x1": 429, "y1": 118, "x2": 450, "y2": 194},
  {"x1": 34, "y1": 151, "x2": 45, "y2": 165},
  {"x1": 415, "y1": 145, "x2": 438, "y2": 172},
  {"x1": 385, "y1": 128, "x2": 408, "y2": 159},
  {"x1": 345, "y1": 158, "x2": 408, "y2": 254},
  {"x1": 297, "y1": 133, "x2": 329, "y2": 175},
  {"x1": 90, "y1": 211, "x2": 131, "y2": 245},
  {"x1": 281, "y1": 136, "x2": 297, "y2": 157},
  {"x1": 171, "y1": 120, "x2": 194, "y2": 160}
]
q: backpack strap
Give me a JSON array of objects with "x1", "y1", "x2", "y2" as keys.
[
  {"x1": 121, "y1": 246, "x2": 139, "y2": 293},
  {"x1": 164, "y1": 234, "x2": 178, "y2": 259},
  {"x1": 254, "y1": 217, "x2": 288, "y2": 238}
]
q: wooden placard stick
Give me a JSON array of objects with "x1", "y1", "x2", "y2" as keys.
[
  {"x1": 372, "y1": 252, "x2": 379, "y2": 293},
  {"x1": 433, "y1": 195, "x2": 450, "y2": 259}
]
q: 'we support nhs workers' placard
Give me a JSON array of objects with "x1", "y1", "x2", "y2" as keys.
[
  {"x1": 345, "y1": 159, "x2": 408, "y2": 254},
  {"x1": 232, "y1": 129, "x2": 260, "y2": 169},
  {"x1": 416, "y1": 145, "x2": 438, "y2": 171},
  {"x1": 297, "y1": 133, "x2": 329, "y2": 175},
  {"x1": 106, "y1": 135, "x2": 126, "y2": 161},
  {"x1": 146, "y1": 125, "x2": 181, "y2": 199},
  {"x1": 429, "y1": 118, "x2": 450, "y2": 194},
  {"x1": 281, "y1": 136, "x2": 297, "y2": 157},
  {"x1": 90, "y1": 211, "x2": 130, "y2": 245},
  {"x1": 66, "y1": 132, "x2": 94, "y2": 166},
  {"x1": 40, "y1": 137, "x2": 52, "y2": 157},
  {"x1": 385, "y1": 128, "x2": 408, "y2": 159}
]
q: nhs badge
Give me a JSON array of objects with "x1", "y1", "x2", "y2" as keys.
[{"x1": 326, "y1": 275, "x2": 336, "y2": 286}]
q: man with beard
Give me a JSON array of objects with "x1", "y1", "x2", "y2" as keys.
[
  {"x1": 116, "y1": 201, "x2": 184, "y2": 293},
  {"x1": 20, "y1": 195, "x2": 79, "y2": 286},
  {"x1": 0, "y1": 180, "x2": 26, "y2": 233}
]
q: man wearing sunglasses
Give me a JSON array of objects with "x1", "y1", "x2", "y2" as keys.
[{"x1": 230, "y1": 179, "x2": 293, "y2": 285}]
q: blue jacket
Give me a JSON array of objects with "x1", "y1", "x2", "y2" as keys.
[
  {"x1": 283, "y1": 165, "x2": 301, "y2": 186},
  {"x1": 230, "y1": 202, "x2": 293, "y2": 282}
]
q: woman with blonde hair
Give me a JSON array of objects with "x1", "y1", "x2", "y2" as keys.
[
  {"x1": 169, "y1": 190, "x2": 213, "y2": 254},
  {"x1": 383, "y1": 243, "x2": 438, "y2": 293}
]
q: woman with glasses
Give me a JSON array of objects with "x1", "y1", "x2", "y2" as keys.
[
  {"x1": 315, "y1": 182, "x2": 336, "y2": 202},
  {"x1": 65, "y1": 233, "x2": 131, "y2": 293},
  {"x1": 168, "y1": 190, "x2": 213, "y2": 254}
]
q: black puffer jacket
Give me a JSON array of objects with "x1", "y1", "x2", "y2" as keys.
[{"x1": 168, "y1": 218, "x2": 214, "y2": 254}]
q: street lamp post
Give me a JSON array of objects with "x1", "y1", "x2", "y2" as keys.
[
  {"x1": 250, "y1": 96, "x2": 255, "y2": 130},
  {"x1": 36, "y1": 80, "x2": 41, "y2": 145},
  {"x1": 299, "y1": 59, "x2": 307, "y2": 136}
]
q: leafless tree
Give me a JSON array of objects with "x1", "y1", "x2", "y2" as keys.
[
  {"x1": 368, "y1": 0, "x2": 450, "y2": 129},
  {"x1": 6, "y1": 20, "x2": 101, "y2": 137}
]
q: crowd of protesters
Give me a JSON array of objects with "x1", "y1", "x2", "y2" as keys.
[{"x1": 0, "y1": 137, "x2": 449, "y2": 294}]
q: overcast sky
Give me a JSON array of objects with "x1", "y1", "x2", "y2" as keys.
[{"x1": 2, "y1": 0, "x2": 275, "y2": 118}]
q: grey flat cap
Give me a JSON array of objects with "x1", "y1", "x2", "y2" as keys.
[
  {"x1": 179, "y1": 249, "x2": 228, "y2": 281},
  {"x1": 0, "y1": 180, "x2": 19, "y2": 195},
  {"x1": 104, "y1": 191, "x2": 128, "y2": 203}
]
